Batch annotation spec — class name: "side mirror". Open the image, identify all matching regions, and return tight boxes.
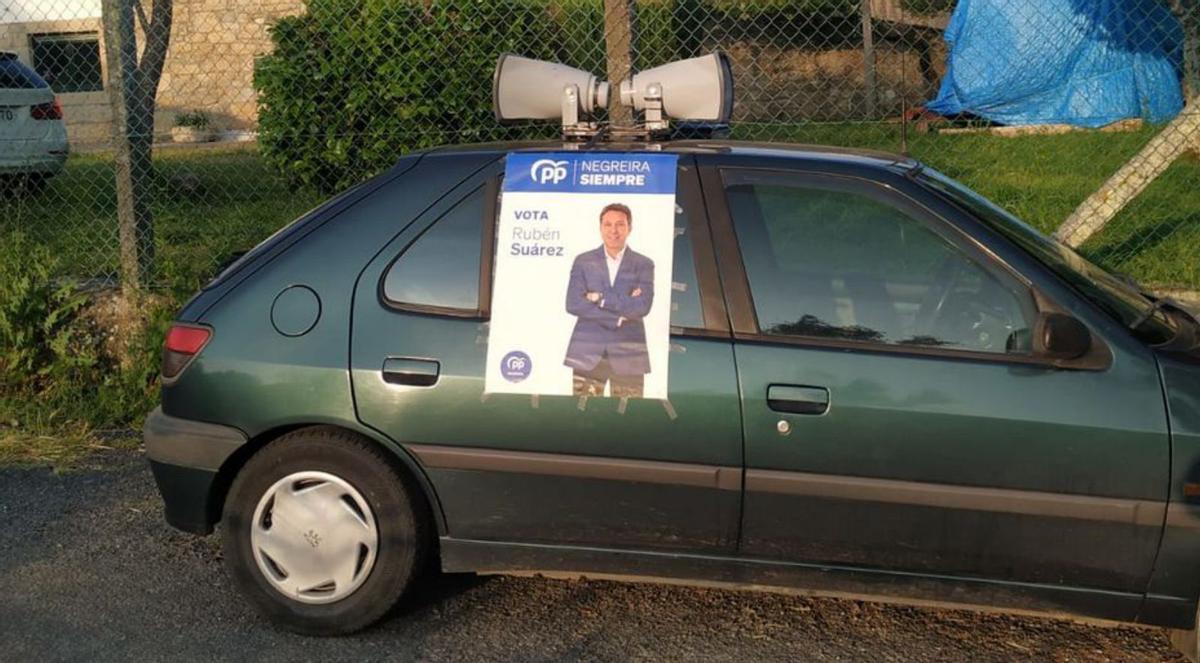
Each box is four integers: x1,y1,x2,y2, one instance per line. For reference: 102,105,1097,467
1034,312,1091,361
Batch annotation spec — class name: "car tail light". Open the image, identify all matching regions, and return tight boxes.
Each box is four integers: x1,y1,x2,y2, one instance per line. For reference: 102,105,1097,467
30,97,63,120
162,324,212,380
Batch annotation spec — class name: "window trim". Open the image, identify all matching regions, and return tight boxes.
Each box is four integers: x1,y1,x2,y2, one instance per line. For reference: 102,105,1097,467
378,183,490,319
702,165,1109,370
29,31,103,94
678,157,731,336
478,176,501,319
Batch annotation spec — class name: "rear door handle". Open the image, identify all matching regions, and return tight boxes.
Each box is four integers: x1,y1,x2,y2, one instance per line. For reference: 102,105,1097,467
767,385,830,415
382,358,440,387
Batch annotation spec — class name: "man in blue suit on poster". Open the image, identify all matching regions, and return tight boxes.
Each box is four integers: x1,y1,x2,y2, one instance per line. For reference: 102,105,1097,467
564,203,655,398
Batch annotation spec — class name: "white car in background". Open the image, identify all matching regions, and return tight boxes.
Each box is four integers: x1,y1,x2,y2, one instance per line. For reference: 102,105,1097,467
0,51,69,192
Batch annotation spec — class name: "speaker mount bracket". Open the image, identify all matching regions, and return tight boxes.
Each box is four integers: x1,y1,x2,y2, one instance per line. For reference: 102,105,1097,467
641,82,668,132
561,84,599,139
561,81,671,142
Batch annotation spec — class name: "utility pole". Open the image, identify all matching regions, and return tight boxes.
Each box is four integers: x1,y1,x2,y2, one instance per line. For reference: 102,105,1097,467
604,0,636,127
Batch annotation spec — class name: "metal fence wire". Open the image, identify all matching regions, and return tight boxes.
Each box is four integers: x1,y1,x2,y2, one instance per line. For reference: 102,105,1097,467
1,0,1198,295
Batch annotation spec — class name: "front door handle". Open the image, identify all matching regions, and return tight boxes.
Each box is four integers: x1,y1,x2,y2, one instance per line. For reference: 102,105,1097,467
767,384,830,415
382,358,440,387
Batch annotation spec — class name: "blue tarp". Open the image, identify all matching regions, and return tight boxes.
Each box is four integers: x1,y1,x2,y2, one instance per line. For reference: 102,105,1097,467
927,0,1185,127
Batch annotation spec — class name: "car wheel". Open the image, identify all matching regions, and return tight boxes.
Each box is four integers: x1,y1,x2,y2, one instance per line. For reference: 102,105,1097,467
222,427,428,635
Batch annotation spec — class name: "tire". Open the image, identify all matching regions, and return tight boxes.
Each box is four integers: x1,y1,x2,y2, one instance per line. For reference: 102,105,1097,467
222,427,428,635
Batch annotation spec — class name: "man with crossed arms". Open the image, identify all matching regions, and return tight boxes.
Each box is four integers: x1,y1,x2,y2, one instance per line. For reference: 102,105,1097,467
563,202,655,398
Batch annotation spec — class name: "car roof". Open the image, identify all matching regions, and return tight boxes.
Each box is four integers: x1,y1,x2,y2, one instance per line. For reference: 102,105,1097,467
426,139,920,174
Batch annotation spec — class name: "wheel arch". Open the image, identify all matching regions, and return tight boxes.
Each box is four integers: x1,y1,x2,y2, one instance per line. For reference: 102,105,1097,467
209,421,448,539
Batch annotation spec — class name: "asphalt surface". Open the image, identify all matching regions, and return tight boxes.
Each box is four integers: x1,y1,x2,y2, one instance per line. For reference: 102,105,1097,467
0,449,1187,662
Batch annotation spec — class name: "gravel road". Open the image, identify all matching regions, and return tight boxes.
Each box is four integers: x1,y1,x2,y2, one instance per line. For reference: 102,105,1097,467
0,449,1186,662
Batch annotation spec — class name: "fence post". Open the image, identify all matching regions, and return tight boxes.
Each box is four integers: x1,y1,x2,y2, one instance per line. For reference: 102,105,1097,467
1054,96,1200,248
862,0,877,119
1170,0,1198,101
604,0,636,127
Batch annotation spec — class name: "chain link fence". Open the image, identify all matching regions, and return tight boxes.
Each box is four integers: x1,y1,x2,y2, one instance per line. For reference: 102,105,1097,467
1,0,1198,295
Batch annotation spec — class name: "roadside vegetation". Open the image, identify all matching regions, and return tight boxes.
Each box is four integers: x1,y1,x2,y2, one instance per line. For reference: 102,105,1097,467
1,127,1196,466
0,145,322,467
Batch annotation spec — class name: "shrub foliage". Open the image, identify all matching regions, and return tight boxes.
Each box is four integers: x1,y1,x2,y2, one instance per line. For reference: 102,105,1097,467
255,0,561,193
0,233,169,445
254,0,888,192
0,235,93,388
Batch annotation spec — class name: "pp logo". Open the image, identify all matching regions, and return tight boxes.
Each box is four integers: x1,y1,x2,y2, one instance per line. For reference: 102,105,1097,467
500,351,532,383
530,159,568,185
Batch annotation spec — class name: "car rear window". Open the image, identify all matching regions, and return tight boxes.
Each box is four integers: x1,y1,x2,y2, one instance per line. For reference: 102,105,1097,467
0,55,49,90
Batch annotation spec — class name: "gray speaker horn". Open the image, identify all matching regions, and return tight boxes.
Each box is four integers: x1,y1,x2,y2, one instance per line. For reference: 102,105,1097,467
619,52,734,123
492,54,609,122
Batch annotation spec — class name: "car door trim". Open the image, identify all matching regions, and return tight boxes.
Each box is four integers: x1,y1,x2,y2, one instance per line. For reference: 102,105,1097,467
728,330,1109,370
746,469,1164,526
438,536,1157,626
408,444,742,492
678,157,731,334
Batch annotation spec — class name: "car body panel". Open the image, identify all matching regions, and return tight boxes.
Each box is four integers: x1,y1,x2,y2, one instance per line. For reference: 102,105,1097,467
350,158,745,552
0,57,68,174
175,152,429,322
1146,352,1200,621
0,88,68,173
440,538,1146,625
695,153,1170,604
165,151,499,427
148,140,1200,630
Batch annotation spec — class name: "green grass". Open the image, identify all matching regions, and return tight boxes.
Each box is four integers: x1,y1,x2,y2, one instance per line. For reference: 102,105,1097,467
0,144,322,468
4,128,1195,293
0,144,325,291
734,122,1200,289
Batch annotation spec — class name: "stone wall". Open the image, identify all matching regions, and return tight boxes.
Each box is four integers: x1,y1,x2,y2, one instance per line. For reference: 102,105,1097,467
0,17,111,148
157,0,303,136
0,0,302,150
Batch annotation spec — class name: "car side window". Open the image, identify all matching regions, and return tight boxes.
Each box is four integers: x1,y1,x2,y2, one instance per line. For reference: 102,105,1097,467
383,186,484,311
723,170,1034,355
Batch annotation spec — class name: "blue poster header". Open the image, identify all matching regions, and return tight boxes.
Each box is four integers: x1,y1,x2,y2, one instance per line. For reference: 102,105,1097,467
504,152,678,195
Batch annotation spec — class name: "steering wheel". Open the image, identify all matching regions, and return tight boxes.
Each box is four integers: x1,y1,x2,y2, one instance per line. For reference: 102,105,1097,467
914,255,968,339
916,257,1024,353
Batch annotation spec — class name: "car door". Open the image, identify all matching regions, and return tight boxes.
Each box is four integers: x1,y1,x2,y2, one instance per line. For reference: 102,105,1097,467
351,155,743,553
699,157,1169,600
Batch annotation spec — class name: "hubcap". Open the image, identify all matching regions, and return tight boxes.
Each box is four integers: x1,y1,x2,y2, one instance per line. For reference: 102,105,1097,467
250,471,379,604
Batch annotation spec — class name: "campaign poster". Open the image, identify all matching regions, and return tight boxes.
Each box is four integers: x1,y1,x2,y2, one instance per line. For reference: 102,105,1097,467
485,152,678,399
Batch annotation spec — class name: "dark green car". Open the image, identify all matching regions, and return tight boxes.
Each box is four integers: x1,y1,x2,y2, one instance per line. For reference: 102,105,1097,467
145,140,1200,644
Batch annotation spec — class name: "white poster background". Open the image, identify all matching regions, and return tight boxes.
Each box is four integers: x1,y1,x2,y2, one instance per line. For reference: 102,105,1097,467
485,190,675,398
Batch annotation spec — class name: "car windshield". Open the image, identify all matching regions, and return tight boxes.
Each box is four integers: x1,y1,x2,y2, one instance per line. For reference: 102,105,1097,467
916,167,1177,345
